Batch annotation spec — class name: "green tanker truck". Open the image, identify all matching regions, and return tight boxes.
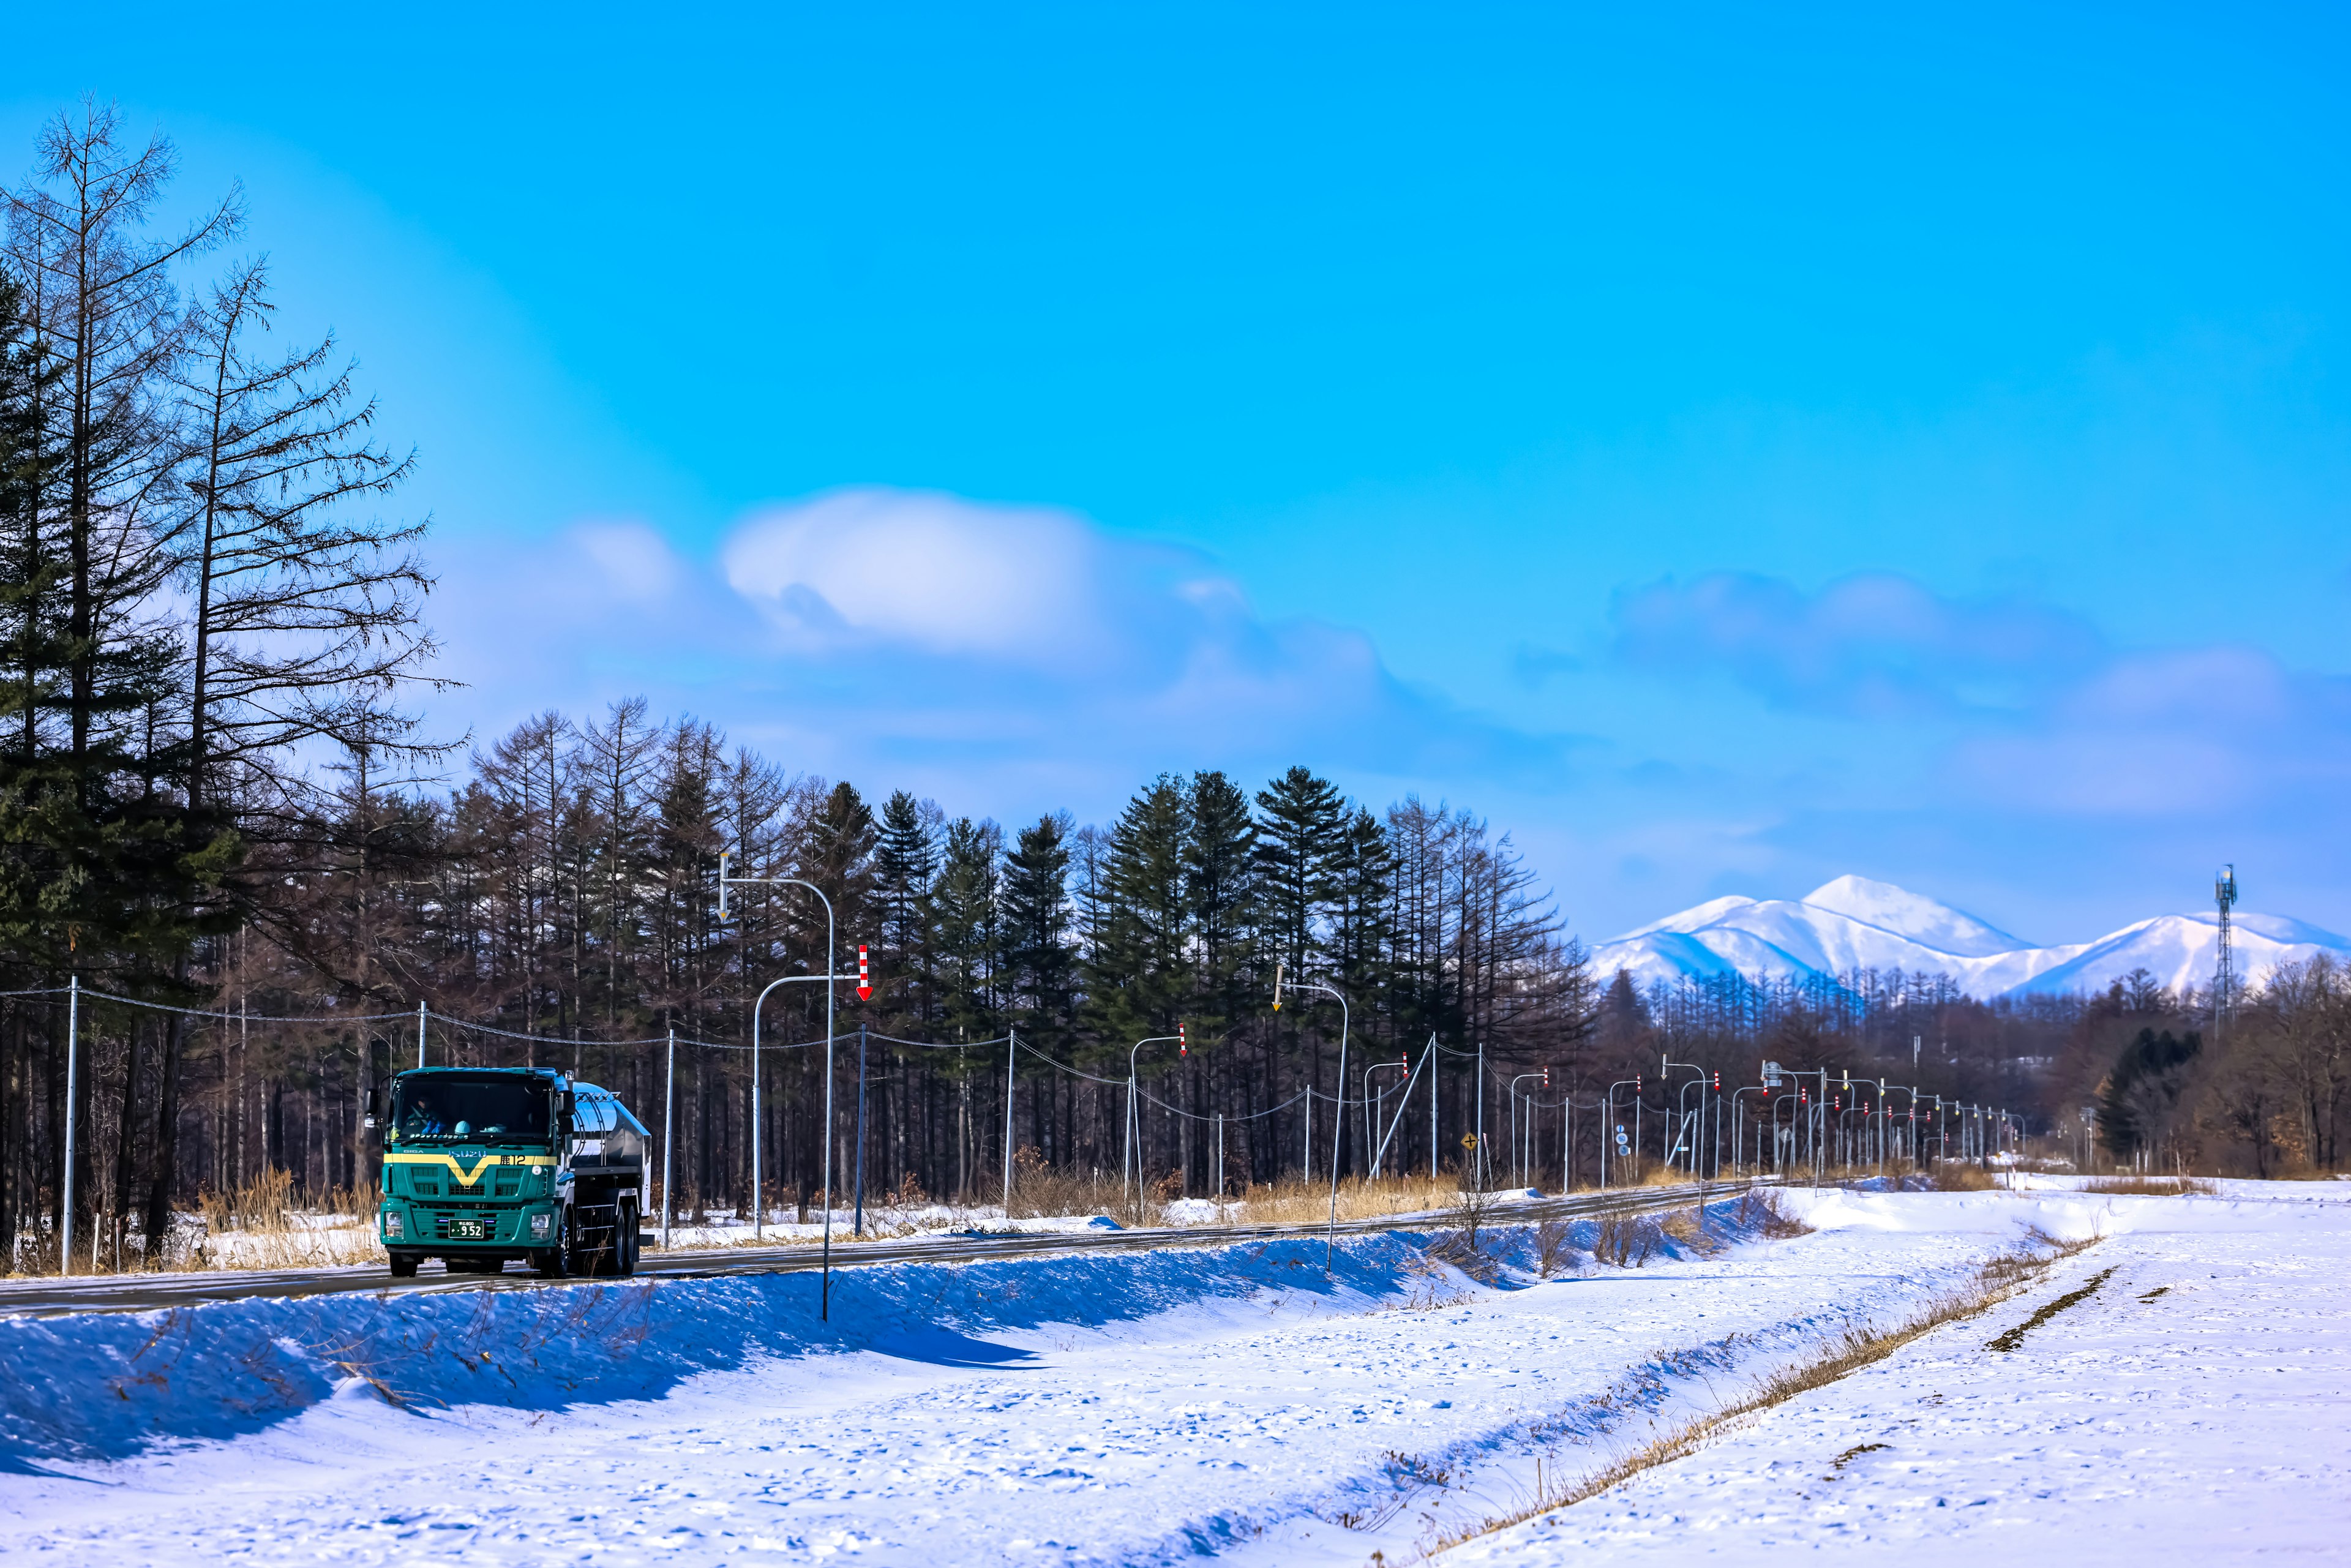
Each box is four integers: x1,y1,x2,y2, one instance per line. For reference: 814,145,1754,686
372,1067,649,1278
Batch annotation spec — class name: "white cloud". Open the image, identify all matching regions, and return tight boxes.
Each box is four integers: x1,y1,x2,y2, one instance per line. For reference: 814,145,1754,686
721,488,1105,664
427,489,1565,814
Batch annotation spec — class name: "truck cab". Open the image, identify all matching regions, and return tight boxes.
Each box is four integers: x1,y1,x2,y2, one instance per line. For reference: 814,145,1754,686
375,1067,648,1279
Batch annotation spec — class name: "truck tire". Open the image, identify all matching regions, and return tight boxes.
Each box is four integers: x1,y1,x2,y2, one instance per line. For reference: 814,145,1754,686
614,1201,639,1277
389,1252,420,1278
533,1212,576,1278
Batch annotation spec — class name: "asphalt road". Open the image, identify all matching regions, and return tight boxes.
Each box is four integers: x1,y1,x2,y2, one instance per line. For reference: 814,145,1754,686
0,1180,1764,1319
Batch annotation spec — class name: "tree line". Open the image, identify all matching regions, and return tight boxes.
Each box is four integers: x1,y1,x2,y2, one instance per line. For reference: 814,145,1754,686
0,101,437,1266
0,104,1596,1267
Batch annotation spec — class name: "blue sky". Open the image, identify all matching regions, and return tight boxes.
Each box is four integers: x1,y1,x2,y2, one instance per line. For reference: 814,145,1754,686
10,3,2351,942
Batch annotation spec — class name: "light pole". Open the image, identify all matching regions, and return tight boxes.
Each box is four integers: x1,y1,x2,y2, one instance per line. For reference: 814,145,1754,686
719,853,848,1319
1731,1083,1768,1177
661,1027,675,1250
1123,1033,1182,1209
1509,1073,1543,1187
1602,1077,1640,1190
1662,1057,1703,1176
1370,1047,1430,1182
58,976,78,1277
1885,1084,1918,1172
1365,1058,1408,1180
1273,961,1350,1272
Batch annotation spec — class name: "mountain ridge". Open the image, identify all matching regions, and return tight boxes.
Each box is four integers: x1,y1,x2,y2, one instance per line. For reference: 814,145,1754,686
1590,877,2350,1000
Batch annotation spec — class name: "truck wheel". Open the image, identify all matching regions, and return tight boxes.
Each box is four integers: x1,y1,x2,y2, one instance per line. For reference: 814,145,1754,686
533,1214,574,1278
389,1252,419,1278
614,1201,639,1277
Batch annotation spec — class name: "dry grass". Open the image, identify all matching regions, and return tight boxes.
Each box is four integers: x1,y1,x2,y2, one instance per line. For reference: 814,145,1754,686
1656,1208,1728,1258
185,1174,379,1271
1215,1171,1474,1228
1416,1227,2104,1560
1005,1147,1113,1220
196,1169,372,1235
1730,1186,1812,1238
2077,1174,2214,1196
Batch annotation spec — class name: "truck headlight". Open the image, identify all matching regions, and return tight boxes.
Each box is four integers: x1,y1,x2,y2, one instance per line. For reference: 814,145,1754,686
384,1210,404,1239
530,1212,552,1237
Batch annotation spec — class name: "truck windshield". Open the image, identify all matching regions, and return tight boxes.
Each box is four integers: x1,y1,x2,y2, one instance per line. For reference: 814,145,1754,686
392,1076,551,1144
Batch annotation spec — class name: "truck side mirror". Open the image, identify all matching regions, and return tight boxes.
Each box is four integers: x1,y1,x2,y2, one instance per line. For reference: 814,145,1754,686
557,1088,576,1130
364,1084,381,1128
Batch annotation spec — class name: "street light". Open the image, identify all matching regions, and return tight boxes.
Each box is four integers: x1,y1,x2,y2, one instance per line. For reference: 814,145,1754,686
1602,1076,1640,1189
719,852,850,1319
1273,961,1351,1272
1731,1082,1771,1176
1365,1058,1409,1180
1662,1057,1704,1177
1123,1033,1183,1208
1509,1073,1544,1187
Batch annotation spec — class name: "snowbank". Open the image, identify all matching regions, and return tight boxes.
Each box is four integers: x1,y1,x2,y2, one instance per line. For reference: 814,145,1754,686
0,1212,1747,1468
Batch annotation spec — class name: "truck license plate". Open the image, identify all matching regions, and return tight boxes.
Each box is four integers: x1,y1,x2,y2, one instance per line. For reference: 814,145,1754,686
449,1218,487,1239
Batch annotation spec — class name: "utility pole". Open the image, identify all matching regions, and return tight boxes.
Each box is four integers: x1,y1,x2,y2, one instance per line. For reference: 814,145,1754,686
661,1027,675,1250
853,1022,868,1237
2214,865,2238,1049
59,977,78,1277
1274,962,1352,1271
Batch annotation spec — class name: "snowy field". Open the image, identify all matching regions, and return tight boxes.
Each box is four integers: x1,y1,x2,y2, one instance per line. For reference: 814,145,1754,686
1,1181,2343,1564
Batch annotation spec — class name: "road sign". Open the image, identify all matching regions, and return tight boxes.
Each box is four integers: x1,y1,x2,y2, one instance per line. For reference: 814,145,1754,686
1460,1133,1478,1150
856,945,871,1002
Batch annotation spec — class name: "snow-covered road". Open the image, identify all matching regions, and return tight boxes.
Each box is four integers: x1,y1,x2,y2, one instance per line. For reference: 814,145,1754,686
3,1182,2342,1564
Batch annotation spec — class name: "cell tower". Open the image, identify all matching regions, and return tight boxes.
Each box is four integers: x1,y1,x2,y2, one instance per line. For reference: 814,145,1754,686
2213,864,2238,1040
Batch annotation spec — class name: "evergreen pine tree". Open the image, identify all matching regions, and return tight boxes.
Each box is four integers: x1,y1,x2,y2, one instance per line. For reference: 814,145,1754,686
1253,765,1343,977
1187,770,1256,1033
1090,775,1190,1040
1330,806,1397,1028
873,789,940,1025
934,816,1002,1041
1002,812,1075,1046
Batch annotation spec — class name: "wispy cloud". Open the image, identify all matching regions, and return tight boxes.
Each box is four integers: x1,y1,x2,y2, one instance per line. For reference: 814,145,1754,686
431,488,1569,812
1607,571,2105,719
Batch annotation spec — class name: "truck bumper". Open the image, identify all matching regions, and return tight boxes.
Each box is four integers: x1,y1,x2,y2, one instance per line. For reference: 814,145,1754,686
381,1201,557,1250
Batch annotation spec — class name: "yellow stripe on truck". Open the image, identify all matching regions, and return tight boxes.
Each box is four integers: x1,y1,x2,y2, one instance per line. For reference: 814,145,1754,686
384,1152,559,1186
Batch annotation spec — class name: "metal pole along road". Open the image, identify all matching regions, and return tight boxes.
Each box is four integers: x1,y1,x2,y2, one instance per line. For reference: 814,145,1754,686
59,977,78,1277
854,1022,868,1237
1475,1042,1485,1188
416,1000,426,1068
1273,970,1351,1272
717,861,841,1316
1123,1035,1180,1206
1602,1078,1638,1190
661,1027,675,1250
1370,1048,1429,1182
748,975,792,1244
1002,1027,1016,1210
1510,1074,1542,1186
1429,1033,1439,1180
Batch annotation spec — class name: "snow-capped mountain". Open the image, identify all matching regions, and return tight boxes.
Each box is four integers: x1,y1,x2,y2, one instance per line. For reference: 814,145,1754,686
1590,874,2351,1001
